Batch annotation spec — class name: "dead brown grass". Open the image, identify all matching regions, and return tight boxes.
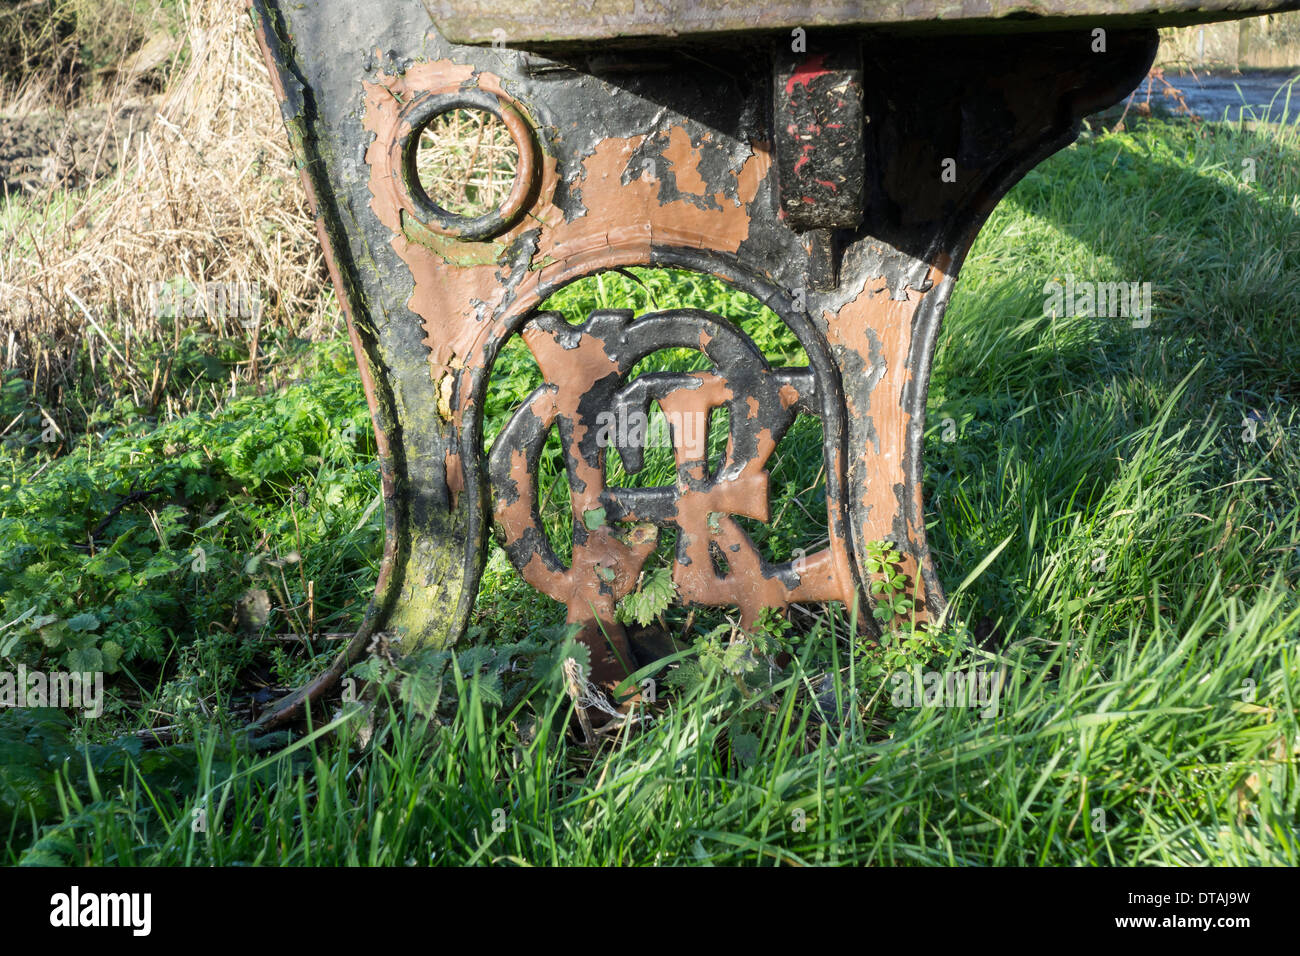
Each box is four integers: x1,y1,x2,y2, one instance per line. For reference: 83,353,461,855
3,0,182,111
0,0,330,406
415,106,518,218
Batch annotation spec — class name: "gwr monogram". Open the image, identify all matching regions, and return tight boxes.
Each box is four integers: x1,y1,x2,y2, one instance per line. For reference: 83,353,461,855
488,307,849,683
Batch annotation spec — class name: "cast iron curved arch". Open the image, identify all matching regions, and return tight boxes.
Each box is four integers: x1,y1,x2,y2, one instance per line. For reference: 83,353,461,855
246,0,1184,723
458,253,864,677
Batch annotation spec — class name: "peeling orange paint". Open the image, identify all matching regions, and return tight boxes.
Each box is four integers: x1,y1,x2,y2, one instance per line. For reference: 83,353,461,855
663,125,709,196
822,265,947,620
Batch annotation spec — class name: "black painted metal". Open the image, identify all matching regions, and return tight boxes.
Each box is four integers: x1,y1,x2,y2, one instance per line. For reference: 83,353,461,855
245,0,1225,720
773,38,865,232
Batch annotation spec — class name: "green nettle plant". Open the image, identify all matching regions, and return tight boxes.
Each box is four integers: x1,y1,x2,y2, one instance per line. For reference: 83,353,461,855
660,613,795,768
615,566,676,629
0,352,379,686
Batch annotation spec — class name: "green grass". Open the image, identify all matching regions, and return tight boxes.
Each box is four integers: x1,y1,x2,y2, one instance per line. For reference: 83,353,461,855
2,116,1299,865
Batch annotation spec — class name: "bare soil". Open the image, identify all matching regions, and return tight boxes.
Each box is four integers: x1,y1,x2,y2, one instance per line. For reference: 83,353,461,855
0,97,156,196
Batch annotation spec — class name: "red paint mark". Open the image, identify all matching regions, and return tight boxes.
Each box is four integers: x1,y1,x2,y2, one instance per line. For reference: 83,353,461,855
793,143,814,174
784,54,830,96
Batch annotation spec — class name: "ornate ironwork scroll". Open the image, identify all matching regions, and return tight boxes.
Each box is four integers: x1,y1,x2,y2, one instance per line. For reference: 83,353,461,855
488,307,849,680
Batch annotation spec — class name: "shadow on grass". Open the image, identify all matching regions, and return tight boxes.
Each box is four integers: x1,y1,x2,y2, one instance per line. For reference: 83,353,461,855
924,117,1300,635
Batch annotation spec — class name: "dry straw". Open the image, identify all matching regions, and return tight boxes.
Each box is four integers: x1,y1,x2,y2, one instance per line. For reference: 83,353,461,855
1,0,329,396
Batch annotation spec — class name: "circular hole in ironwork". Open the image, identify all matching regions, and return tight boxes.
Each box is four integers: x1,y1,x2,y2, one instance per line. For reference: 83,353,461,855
413,107,520,222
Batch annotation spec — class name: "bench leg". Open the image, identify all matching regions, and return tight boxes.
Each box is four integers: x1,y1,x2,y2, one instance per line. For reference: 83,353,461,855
251,0,1158,708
